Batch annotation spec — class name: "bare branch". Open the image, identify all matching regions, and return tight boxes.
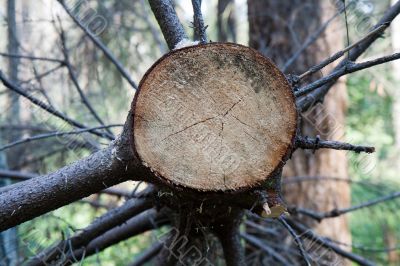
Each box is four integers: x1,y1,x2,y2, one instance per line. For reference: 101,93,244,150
29,191,155,266
295,52,400,97
0,113,143,232
148,0,188,49
0,71,113,140
297,24,388,80
58,20,115,138
0,52,64,64
289,191,400,221
278,216,311,266
57,0,138,90
0,124,122,152
296,136,375,153
298,0,400,111
241,232,290,265
285,219,376,266
282,6,344,72
128,241,163,266
60,209,168,265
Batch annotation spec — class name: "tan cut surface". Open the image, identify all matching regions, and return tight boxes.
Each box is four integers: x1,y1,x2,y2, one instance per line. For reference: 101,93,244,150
133,43,297,191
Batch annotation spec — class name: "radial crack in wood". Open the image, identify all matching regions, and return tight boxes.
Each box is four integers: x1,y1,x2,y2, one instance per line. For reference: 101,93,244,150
133,43,297,191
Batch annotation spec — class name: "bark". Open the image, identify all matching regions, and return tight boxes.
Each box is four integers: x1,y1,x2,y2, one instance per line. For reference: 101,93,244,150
248,0,352,261
148,0,188,49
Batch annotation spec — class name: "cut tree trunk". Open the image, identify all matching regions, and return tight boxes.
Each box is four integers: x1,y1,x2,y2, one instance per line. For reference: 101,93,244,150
132,43,297,191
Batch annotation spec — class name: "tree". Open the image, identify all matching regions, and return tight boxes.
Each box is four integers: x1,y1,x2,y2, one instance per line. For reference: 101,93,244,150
0,0,400,265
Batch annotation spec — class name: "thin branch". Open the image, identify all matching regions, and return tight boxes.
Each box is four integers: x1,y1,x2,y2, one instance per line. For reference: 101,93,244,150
289,191,400,221
58,19,115,138
57,0,138,90
192,0,207,43
0,124,122,152
298,0,400,111
296,136,375,153
241,232,290,265
128,241,163,266
297,24,387,80
282,6,344,72
29,191,155,266
0,52,64,63
295,52,400,97
278,216,311,266
285,219,376,266
59,209,168,266
0,71,113,140
0,114,141,232
148,0,189,49
0,169,36,180
18,63,64,85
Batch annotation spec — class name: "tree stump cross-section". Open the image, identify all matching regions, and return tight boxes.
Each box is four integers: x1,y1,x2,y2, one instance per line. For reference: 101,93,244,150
133,43,297,191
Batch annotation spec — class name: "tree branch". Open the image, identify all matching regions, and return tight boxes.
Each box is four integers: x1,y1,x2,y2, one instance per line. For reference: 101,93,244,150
0,113,147,232
278,216,311,266
295,52,400,97
285,219,376,266
128,241,163,266
289,191,400,221
298,0,400,111
0,124,122,152
0,71,113,140
29,191,155,265
296,136,375,153
57,0,138,90
61,209,168,265
148,0,188,49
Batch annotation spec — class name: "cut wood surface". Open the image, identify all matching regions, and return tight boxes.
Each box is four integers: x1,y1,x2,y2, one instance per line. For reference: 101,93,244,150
133,43,297,191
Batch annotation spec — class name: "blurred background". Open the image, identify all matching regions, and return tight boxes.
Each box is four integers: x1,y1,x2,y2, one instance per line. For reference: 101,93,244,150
0,0,399,265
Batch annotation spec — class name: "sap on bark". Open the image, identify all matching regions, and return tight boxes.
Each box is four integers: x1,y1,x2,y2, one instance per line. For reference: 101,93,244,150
132,43,298,193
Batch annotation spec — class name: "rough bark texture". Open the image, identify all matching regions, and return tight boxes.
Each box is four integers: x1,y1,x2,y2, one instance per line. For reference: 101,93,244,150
133,43,297,191
248,0,352,257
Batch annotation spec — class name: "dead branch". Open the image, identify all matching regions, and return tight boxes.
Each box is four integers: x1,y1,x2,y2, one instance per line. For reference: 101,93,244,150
296,136,375,153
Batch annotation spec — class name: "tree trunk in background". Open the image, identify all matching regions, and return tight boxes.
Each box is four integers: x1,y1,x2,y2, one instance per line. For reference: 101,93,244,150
217,0,236,42
248,0,351,261
0,0,20,264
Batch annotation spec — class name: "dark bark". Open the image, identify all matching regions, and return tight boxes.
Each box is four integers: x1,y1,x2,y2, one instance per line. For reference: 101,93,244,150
148,0,188,49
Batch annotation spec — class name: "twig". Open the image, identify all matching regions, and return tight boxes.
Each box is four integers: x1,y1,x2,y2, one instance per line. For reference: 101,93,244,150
284,219,376,266
28,192,155,266
0,124,122,152
0,71,113,140
297,24,387,80
0,52,64,63
241,232,290,265
278,216,311,266
296,136,375,153
148,0,188,49
295,52,400,97
128,241,163,266
58,19,115,138
57,0,138,90
289,191,400,221
298,1,400,111
192,0,207,43
282,6,344,72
